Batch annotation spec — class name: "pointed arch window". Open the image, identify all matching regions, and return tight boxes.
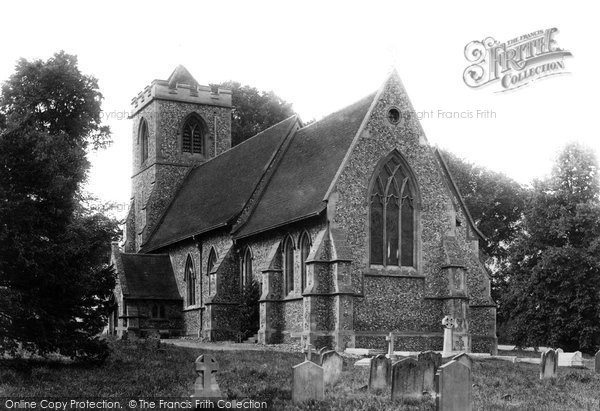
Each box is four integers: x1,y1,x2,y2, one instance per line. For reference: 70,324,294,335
369,153,416,267
182,115,204,154
241,246,253,289
299,232,311,292
207,248,217,296
185,255,196,306
283,236,294,295
139,118,149,163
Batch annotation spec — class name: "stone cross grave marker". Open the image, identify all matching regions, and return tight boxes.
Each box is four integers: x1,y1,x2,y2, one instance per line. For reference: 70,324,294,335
391,358,422,401
442,316,457,356
369,354,392,392
292,360,324,402
321,350,343,386
386,332,395,358
540,349,558,380
435,360,472,411
595,350,600,373
191,354,222,398
452,353,473,370
418,351,442,395
303,343,318,363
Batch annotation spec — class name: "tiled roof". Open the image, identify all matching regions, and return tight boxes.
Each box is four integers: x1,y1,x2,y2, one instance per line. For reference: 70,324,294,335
233,93,376,238
141,115,299,252
120,253,181,300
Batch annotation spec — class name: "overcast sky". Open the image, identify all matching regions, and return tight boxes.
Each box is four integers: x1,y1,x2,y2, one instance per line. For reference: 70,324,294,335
0,0,597,215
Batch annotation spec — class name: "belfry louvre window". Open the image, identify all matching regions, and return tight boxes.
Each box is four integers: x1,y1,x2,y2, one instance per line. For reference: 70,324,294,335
369,153,416,267
182,116,204,154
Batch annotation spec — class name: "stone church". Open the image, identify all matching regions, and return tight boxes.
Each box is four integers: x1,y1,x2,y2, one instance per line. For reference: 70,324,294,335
107,65,497,353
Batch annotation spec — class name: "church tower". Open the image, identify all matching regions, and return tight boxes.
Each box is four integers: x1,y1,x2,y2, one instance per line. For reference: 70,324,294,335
124,66,232,252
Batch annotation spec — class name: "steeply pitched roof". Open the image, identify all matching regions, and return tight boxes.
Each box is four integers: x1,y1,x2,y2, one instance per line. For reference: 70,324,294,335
120,253,181,300
141,115,299,252
167,65,199,88
233,93,376,239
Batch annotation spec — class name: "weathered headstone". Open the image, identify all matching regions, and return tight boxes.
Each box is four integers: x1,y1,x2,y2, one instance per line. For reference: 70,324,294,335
292,361,324,402
318,346,328,360
147,330,161,349
557,351,584,367
418,351,442,394
386,332,395,358
595,350,600,373
435,360,472,411
321,350,343,386
452,353,473,370
540,349,557,380
369,354,392,392
556,348,564,354
442,316,457,356
391,358,422,401
191,354,222,398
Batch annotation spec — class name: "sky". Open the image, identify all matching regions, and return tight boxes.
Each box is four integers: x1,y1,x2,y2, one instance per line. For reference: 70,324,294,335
0,0,597,217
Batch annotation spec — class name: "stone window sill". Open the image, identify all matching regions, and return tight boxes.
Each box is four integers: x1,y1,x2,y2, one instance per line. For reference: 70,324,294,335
364,266,424,278
183,305,204,312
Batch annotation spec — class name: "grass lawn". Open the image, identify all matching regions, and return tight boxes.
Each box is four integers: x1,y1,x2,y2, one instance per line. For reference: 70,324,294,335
1,341,599,410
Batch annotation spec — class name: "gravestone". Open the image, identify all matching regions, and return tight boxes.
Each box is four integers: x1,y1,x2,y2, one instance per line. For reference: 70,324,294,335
321,350,343,386
540,349,557,380
386,332,395,358
557,351,584,367
418,351,442,394
147,330,161,349
369,354,392,392
435,360,472,411
191,354,222,398
556,348,564,354
595,350,600,373
318,346,328,360
391,358,422,401
292,360,324,402
442,316,457,356
452,353,473,370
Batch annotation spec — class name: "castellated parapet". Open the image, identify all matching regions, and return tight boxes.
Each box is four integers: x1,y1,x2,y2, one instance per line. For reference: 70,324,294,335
123,66,232,252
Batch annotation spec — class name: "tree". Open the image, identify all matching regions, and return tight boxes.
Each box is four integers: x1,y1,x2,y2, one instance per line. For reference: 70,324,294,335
0,52,118,361
502,143,600,352
441,150,527,302
211,81,294,146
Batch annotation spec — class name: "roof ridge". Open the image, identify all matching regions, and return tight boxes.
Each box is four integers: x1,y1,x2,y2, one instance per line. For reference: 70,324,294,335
297,92,377,132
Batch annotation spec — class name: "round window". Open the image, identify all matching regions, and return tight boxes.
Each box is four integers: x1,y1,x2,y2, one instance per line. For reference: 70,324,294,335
387,108,401,125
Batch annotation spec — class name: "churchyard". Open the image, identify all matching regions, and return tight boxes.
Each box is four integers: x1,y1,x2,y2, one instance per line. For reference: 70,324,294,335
1,340,600,410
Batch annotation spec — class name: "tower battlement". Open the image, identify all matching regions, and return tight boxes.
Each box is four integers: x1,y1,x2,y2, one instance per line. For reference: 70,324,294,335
131,80,232,116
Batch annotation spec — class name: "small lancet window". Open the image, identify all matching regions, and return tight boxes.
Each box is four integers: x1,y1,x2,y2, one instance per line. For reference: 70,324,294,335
283,236,294,295
185,255,196,306
299,232,311,292
241,246,253,289
139,118,149,162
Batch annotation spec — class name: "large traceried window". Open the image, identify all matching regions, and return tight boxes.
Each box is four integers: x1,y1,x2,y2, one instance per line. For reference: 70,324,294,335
241,246,253,289
283,236,294,295
299,232,311,292
182,115,204,154
139,118,149,163
185,255,196,306
369,152,416,268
